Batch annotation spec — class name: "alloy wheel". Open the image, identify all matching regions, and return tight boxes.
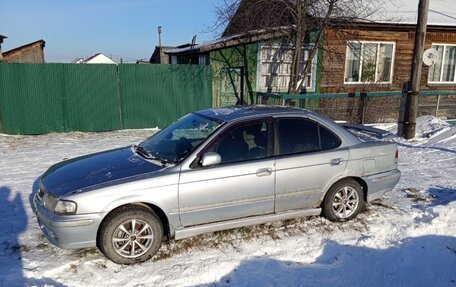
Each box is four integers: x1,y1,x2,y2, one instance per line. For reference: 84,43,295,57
112,219,155,258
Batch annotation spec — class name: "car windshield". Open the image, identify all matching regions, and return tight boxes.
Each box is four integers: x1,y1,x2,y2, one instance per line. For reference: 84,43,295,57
139,113,224,164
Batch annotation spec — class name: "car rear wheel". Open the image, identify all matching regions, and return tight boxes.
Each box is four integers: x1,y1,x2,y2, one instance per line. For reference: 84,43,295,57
98,205,163,264
322,179,364,222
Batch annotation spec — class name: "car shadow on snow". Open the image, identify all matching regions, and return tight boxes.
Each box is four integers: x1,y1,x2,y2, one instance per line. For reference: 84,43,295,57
411,186,456,224
0,185,68,287
0,185,28,287
194,235,456,287
397,142,456,154
427,186,456,207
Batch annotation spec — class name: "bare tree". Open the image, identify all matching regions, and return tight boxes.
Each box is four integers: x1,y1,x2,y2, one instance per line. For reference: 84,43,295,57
215,0,382,94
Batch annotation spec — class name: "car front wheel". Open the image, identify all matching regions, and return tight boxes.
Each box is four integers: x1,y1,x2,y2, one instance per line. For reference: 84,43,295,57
322,179,364,222
98,205,163,264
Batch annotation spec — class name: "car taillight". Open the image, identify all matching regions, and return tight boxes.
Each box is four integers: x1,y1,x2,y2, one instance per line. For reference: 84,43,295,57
395,150,399,164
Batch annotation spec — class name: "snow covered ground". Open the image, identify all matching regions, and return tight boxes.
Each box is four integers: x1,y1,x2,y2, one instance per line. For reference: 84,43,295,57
0,116,455,287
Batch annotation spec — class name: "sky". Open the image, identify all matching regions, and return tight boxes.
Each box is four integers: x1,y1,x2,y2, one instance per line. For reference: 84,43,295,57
0,0,225,63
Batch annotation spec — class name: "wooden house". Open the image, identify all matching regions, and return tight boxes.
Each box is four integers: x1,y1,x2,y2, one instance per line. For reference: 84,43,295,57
2,39,46,63
166,0,456,119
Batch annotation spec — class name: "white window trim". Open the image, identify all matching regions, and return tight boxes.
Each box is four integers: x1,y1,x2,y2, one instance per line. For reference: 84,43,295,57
199,54,209,65
428,43,456,84
256,43,317,92
344,41,396,85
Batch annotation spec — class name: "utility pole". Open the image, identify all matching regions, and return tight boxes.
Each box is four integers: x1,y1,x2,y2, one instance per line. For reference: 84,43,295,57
158,26,162,48
403,0,430,139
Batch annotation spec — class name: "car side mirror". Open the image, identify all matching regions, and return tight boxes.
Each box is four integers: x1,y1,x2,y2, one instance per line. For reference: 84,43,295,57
201,152,221,167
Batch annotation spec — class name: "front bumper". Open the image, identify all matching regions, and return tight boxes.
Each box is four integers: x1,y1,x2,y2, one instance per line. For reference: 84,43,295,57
32,193,106,249
364,169,401,202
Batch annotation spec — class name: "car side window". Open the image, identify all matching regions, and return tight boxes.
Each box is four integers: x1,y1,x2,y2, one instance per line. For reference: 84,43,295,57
319,124,341,150
277,118,320,155
277,118,342,156
208,121,269,164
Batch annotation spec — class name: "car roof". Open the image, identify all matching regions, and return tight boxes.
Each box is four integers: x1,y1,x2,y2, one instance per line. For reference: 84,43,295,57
195,105,313,122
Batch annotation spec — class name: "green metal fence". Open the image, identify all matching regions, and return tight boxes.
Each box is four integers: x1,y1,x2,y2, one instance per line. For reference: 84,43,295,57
257,91,456,123
0,63,212,134
119,64,212,129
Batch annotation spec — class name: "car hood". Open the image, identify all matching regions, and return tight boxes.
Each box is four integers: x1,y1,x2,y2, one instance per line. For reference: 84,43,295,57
41,146,165,197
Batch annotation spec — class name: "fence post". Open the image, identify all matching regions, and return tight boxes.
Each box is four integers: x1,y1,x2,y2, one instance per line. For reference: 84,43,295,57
360,93,367,124
60,64,69,132
435,94,440,117
116,64,123,129
398,82,410,137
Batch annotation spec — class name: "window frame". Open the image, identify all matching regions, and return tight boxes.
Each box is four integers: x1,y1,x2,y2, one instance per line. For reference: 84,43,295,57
344,41,396,85
257,43,317,92
196,117,274,167
428,43,456,84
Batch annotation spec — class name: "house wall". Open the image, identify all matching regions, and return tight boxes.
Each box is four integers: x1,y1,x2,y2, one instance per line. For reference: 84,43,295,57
210,44,258,106
320,28,456,93
314,27,456,121
3,42,45,63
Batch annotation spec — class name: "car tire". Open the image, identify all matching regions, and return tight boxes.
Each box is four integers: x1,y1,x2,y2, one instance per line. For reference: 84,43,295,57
322,179,364,222
98,205,163,264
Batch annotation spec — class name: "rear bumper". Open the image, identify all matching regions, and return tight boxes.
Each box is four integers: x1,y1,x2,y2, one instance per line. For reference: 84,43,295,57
32,194,105,249
363,169,401,202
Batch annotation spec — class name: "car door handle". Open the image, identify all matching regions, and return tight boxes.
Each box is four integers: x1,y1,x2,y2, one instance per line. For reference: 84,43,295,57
330,158,343,166
256,168,272,177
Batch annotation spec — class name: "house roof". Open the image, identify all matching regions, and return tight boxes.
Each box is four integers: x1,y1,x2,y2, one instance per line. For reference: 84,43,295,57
2,39,45,56
224,0,456,36
170,0,456,56
166,28,288,55
72,58,84,63
368,0,456,26
223,0,294,36
149,45,188,60
83,53,116,64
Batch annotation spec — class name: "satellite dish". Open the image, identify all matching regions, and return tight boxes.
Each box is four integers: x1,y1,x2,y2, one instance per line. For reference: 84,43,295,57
423,48,441,66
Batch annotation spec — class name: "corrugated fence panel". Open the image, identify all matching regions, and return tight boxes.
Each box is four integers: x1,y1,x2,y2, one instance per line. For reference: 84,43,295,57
0,63,212,134
120,64,212,129
0,63,64,134
63,64,120,131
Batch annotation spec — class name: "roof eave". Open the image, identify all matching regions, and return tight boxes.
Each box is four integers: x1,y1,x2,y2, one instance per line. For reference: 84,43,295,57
166,29,290,55
3,39,45,56
331,21,456,32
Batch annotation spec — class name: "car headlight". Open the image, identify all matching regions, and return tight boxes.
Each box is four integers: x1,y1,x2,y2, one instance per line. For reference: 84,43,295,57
54,200,77,215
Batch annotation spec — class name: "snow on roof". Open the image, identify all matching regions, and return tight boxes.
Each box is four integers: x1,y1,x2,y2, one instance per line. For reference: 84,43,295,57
370,0,456,26
169,0,455,55
82,53,116,64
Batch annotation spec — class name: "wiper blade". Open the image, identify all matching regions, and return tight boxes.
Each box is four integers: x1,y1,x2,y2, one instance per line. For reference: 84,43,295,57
133,145,151,158
133,145,173,166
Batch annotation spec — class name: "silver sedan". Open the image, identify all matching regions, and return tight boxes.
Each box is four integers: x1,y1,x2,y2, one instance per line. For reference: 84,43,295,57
33,106,400,264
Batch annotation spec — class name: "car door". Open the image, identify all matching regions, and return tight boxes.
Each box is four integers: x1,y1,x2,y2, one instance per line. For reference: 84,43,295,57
274,117,349,212
178,119,275,227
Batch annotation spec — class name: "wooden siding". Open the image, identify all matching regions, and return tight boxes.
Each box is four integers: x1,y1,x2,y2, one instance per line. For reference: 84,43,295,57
3,41,45,63
320,28,456,93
